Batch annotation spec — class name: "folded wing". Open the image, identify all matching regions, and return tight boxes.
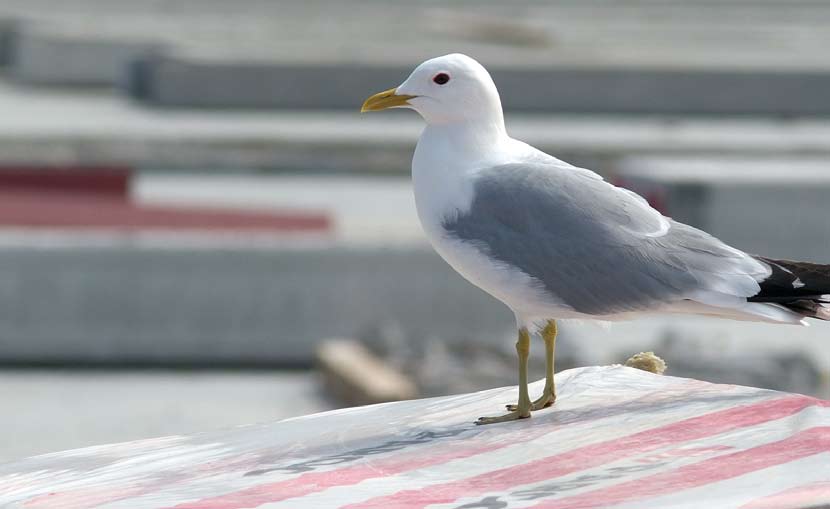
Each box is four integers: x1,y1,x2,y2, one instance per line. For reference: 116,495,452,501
443,163,792,320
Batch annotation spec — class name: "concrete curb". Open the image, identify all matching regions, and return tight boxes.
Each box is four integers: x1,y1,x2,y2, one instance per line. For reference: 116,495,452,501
128,56,830,115
9,24,165,87
0,245,511,366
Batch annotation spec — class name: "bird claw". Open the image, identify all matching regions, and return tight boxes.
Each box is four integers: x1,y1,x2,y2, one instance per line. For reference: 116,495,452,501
475,409,531,425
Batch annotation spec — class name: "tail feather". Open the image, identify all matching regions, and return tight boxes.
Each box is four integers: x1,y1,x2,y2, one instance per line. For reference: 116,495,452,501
749,256,830,321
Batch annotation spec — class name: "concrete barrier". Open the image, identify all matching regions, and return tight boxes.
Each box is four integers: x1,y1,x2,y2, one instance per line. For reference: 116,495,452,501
614,156,830,264
127,58,410,109
10,26,165,87
0,19,18,67
128,56,830,115
0,244,512,366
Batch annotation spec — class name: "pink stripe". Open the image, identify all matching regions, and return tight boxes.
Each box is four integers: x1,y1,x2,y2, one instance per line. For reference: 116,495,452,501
170,379,707,509
741,480,830,509
346,396,826,509
24,487,145,509
170,442,501,509
535,427,830,509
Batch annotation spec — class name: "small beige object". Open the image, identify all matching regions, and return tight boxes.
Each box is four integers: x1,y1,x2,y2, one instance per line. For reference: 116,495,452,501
316,338,418,406
625,351,667,375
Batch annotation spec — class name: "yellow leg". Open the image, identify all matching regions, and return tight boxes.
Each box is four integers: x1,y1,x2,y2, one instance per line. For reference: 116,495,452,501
476,327,532,425
507,320,557,411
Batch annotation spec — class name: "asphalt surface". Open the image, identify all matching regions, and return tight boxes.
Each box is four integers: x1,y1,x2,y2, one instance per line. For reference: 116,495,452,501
0,370,333,463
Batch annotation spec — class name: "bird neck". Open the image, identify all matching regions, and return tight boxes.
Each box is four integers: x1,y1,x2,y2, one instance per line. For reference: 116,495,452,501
418,117,509,166
411,117,511,237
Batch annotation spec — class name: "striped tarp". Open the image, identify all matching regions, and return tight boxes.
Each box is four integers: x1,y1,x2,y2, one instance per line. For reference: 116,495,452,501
1,366,828,509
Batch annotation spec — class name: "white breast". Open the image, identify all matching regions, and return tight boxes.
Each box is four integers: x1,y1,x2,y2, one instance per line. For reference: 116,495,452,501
411,128,572,320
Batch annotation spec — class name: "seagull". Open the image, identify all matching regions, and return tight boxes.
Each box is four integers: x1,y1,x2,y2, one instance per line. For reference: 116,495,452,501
361,53,830,425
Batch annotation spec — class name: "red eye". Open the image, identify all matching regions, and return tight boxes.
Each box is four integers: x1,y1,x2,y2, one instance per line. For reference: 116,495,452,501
433,73,450,85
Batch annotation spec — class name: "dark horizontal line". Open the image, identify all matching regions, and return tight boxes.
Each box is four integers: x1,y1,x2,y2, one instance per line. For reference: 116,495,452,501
0,359,314,371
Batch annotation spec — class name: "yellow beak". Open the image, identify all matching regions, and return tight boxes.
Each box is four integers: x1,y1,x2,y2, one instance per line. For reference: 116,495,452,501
361,88,417,112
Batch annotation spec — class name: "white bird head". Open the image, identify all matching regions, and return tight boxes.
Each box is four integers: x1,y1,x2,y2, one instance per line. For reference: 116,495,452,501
361,53,504,126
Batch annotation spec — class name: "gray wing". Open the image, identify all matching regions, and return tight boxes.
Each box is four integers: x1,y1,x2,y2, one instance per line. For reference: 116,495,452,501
442,163,769,315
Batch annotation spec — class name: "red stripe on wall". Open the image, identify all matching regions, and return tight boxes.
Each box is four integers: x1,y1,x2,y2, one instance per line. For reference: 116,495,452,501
0,191,329,232
0,167,130,197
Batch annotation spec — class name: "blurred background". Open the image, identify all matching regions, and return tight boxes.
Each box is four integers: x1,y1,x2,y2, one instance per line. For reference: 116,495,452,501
1,0,830,462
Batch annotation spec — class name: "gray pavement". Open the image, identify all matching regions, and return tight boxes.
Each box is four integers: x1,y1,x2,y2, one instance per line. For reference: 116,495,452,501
0,2,828,169
2,0,830,70
1,76,830,170
0,369,332,463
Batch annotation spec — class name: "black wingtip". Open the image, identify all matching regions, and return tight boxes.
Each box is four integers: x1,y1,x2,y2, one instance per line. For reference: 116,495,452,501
751,256,830,321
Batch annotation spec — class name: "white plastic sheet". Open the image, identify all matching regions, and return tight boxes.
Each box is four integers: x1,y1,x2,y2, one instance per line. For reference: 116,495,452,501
1,366,829,508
